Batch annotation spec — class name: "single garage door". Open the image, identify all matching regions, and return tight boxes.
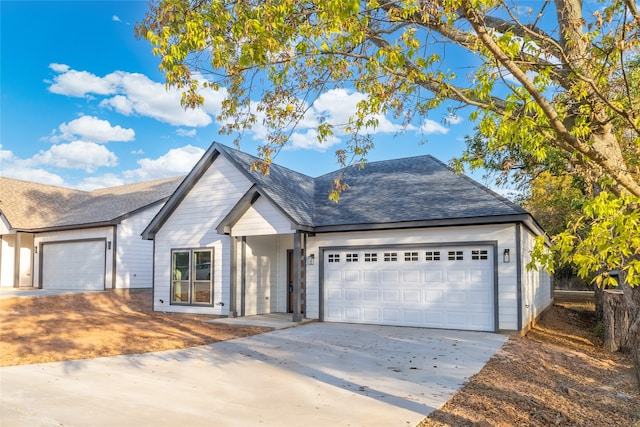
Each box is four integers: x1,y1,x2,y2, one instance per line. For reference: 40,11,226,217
324,245,495,331
42,240,106,290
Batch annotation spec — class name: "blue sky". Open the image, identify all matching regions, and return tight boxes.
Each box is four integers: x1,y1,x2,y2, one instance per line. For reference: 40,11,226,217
1,0,479,191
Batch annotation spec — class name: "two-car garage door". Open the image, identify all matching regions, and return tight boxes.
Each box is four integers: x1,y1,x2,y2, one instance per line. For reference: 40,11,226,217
42,240,106,290
323,245,495,331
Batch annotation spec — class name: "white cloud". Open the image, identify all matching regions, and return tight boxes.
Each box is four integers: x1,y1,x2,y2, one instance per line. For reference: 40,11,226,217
77,173,126,191
48,65,116,97
123,145,204,181
99,95,134,115
420,119,449,135
288,129,341,151
49,63,70,73
32,141,118,172
52,116,135,143
176,128,197,137
48,65,215,127
130,149,144,155
112,15,121,22
0,143,117,185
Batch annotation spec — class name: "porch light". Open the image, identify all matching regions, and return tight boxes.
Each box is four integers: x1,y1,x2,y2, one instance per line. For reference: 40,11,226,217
307,254,315,265
503,249,510,263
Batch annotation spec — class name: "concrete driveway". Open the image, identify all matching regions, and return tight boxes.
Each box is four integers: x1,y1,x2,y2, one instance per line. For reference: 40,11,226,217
0,323,507,427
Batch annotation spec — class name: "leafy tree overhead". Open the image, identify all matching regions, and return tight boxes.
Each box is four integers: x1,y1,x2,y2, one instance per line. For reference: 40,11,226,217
138,1,640,374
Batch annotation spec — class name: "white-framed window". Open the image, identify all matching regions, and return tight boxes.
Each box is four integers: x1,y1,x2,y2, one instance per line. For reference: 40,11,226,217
448,250,464,261
364,253,378,262
328,253,340,263
472,249,489,260
171,248,213,305
425,251,441,261
404,251,419,261
346,253,358,262
383,252,398,262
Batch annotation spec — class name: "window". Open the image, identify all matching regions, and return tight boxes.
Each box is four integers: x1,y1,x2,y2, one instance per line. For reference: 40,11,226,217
404,251,418,261
171,249,213,305
364,253,378,262
472,250,489,260
383,252,398,262
328,253,340,263
448,250,464,261
346,253,358,262
425,251,441,261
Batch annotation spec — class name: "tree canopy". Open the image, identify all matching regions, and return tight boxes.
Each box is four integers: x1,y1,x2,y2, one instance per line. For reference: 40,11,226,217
137,0,640,286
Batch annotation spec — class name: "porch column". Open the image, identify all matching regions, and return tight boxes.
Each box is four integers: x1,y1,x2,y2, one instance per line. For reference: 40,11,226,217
13,232,21,288
292,231,306,322
228,236,238,318
240,236,247,317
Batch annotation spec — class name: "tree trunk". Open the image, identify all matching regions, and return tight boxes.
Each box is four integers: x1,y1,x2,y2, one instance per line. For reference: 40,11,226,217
602,272,640,392
594,285,604,321
602,290,630,352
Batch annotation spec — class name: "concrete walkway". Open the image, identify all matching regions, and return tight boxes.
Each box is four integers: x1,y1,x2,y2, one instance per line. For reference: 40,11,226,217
0,323,508,427
0,287,104,299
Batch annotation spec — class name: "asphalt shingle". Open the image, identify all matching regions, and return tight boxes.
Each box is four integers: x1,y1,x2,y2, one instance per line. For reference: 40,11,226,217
0,176,183,231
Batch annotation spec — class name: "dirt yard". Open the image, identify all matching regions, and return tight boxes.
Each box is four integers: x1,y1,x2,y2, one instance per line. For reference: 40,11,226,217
0,290,269,366
1,290,638,426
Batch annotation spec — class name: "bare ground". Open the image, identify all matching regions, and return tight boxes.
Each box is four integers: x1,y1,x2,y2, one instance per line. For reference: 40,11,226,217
1,290,638,426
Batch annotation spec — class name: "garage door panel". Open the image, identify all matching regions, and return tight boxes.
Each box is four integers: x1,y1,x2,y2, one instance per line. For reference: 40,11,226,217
382,270,399,282
403,310,422,323
382,289,400,302
403,290,421,303
324,245,495,331
402,270,420,282
363,289,379,301
344,307,361,321
382,308,400,322
344,289,360,301
42,241,105,290
363,307,379,321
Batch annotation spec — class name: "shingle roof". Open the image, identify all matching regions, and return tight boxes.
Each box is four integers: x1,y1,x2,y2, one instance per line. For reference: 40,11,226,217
0,176,183,231
313,155,527,227
217,143,527,228
217,144,316,226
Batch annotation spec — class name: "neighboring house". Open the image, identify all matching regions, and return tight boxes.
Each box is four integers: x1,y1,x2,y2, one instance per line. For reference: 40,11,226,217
143,142,552,333
0,176,183,290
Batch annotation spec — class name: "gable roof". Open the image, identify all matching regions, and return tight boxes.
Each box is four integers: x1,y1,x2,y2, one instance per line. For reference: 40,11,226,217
144,141,539,239
0,176,183,232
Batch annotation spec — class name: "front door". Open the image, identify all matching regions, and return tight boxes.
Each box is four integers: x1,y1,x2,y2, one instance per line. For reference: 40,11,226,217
287,250,305,314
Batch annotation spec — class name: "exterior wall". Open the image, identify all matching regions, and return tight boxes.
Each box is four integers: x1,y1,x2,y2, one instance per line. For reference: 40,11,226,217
306,223,519,330
115,205,163,289
0,215,11,234
33,227,115,289
232,197,293,237
1,235,15,287
0,233,34,287
153,155,252,314
520,226,553,330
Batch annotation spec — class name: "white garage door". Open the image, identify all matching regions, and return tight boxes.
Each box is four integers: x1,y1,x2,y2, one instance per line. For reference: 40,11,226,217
323,246,495,331
42,241,106,290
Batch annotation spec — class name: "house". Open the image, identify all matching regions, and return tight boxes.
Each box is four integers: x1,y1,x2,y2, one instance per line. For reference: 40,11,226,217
143,142,552,333
0,176,182,290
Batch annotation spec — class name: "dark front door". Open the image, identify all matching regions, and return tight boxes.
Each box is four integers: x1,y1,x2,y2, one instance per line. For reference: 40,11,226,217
287,250,305,314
